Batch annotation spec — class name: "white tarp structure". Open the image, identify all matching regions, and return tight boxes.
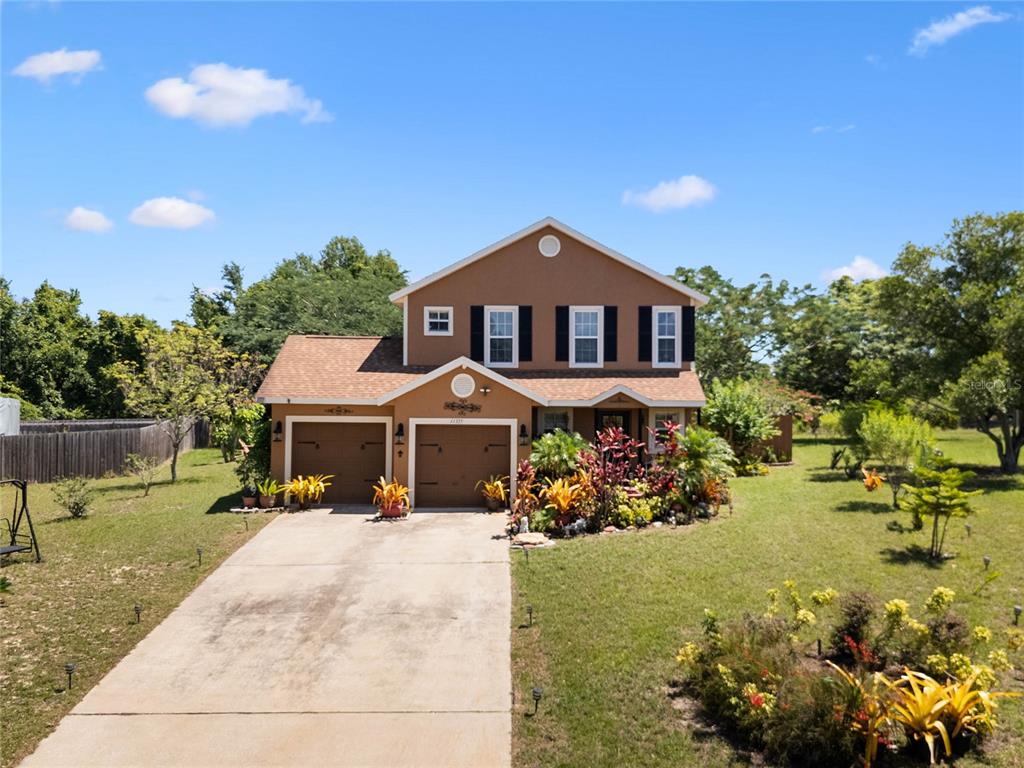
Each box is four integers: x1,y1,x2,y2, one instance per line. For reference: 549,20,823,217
0,398,21,436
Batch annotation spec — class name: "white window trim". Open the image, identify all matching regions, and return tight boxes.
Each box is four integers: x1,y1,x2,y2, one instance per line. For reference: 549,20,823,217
484,305,518,368
569,305,603,369
423,306,453,336
538,406,573,434
647,408,683,454
652,305,682,369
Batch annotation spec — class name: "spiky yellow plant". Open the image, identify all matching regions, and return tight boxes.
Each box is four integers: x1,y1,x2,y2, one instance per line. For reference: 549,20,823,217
372,476,411,512
942,673,1020,739
475,475,509,503
541,476,582,515
285,474,334,508
887,669,951,765
827,662,890,768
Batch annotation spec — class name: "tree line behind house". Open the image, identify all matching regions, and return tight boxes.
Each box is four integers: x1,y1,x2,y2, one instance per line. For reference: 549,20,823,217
1,213,1021,476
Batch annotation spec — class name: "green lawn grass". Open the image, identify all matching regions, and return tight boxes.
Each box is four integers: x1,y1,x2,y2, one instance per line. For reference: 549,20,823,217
511,430,1024,768
0,449,275,768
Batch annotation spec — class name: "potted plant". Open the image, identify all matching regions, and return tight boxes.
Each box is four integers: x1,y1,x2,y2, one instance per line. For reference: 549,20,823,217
372,476,411,518
242,485,258,509
284,474,334,510
475,475,509,512
257,478,282,509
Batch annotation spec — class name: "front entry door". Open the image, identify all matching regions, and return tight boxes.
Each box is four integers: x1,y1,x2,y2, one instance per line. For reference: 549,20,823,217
595,410,631,435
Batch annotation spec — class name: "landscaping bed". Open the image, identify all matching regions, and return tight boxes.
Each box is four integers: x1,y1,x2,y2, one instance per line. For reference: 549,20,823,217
511,431,1024,768
0,449,275,768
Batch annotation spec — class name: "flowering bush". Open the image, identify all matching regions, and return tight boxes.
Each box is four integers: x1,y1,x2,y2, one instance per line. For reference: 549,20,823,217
674,583,1021,766
648,424,735,519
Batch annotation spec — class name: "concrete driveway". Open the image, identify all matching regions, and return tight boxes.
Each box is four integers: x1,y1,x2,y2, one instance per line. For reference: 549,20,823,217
22,510,511,768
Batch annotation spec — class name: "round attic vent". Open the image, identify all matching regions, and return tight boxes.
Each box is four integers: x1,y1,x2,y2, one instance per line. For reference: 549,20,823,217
538,234,561,258
451,373,476,399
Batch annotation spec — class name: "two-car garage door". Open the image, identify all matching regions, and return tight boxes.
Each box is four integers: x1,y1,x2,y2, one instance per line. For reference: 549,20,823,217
290,422,386,505
415,424,511,507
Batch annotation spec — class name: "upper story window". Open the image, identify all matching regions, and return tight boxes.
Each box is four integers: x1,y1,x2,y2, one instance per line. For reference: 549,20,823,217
652,306,681,368
570,306,603,368
485,306,517,367
424,306,453,336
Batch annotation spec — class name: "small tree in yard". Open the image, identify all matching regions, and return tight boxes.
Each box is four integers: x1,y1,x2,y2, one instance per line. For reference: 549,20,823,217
944,352,1023,475
858,409,935,508
703,377,779,472
109,325,253,483
900,467,982,560
52,476,94,518
124,453,159,496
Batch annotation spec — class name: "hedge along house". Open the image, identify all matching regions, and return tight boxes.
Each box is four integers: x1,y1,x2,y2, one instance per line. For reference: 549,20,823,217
256,218,708,507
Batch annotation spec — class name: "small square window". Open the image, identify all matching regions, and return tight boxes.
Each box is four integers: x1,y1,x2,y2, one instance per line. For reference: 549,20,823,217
541,409,571,433
424,307,452,336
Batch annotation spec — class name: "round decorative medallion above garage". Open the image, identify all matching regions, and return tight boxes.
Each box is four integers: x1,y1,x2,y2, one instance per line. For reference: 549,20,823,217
451,373,476,398
538,234,561,258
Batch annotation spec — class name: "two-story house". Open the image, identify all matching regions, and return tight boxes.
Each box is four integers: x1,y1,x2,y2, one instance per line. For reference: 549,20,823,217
255,217,708,507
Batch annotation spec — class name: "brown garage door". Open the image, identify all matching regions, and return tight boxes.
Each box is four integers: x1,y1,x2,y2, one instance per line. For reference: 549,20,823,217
415,424,511,507
291,421,386,504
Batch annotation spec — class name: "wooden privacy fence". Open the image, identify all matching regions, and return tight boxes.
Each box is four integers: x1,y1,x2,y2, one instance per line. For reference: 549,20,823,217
0,419,210,483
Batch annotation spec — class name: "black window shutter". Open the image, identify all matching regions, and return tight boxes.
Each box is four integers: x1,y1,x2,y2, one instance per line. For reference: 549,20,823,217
519,306,533,362
470,305,484,362
681,305,696,362
638,306,652,362
604,306,617,362
555,306,569,361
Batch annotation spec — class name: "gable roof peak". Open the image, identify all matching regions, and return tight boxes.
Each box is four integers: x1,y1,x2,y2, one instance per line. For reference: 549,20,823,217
388,217,708,306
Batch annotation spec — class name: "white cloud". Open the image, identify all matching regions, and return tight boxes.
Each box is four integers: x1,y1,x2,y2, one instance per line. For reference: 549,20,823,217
622,175,717,213
129,197,215,229
824,255,888,283
144,63,332,127
12,48,101,84
865,53,884,67
909,5,1010,56
837,124,856,133
812,125,830,134
65,206,113,233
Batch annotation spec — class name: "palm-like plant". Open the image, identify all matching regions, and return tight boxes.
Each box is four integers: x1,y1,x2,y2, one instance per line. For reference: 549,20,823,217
530,429,589,477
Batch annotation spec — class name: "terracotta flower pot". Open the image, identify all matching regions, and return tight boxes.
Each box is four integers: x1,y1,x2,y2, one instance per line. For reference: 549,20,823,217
242,496,256,509
379,503,405,518
259,495,276,509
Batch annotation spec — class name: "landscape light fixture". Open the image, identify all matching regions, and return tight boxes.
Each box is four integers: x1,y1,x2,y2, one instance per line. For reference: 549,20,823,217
395,423,405,446
983,554,992,570
531,687,543,715
519,424,529,446
965,523,972,537
197,546,204,566
527,605,534,626
273,421,283,442
134,603,142,624
1015,605,1022,626
64,663,76,690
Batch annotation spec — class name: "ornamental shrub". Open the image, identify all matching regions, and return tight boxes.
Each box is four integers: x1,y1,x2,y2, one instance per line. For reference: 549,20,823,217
529,429,588,478
703,378,779,470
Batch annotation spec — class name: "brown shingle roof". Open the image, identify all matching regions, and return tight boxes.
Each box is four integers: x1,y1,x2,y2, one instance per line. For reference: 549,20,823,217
256,335,705,405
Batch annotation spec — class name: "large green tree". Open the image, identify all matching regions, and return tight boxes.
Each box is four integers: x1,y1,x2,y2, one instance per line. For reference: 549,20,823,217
195,236,407,362
672,266,804,382
1,280,96,418
877,212,1023,472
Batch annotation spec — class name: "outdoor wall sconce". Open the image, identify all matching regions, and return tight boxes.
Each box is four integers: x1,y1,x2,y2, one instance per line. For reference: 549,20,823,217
519,424,529,446
479,385,492,396
273,421,283,442
395,423,405,446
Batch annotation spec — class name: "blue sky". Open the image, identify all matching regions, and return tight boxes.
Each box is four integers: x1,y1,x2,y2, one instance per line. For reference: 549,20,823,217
3,1,1022,326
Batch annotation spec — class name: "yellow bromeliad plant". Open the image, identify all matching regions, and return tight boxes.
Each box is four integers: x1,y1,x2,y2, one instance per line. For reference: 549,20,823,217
372,476,411,516
475,475,509,507
827,662,891,768
285,474,334,509
942,673,1020,740
541,476,582,517
887,669,951,765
